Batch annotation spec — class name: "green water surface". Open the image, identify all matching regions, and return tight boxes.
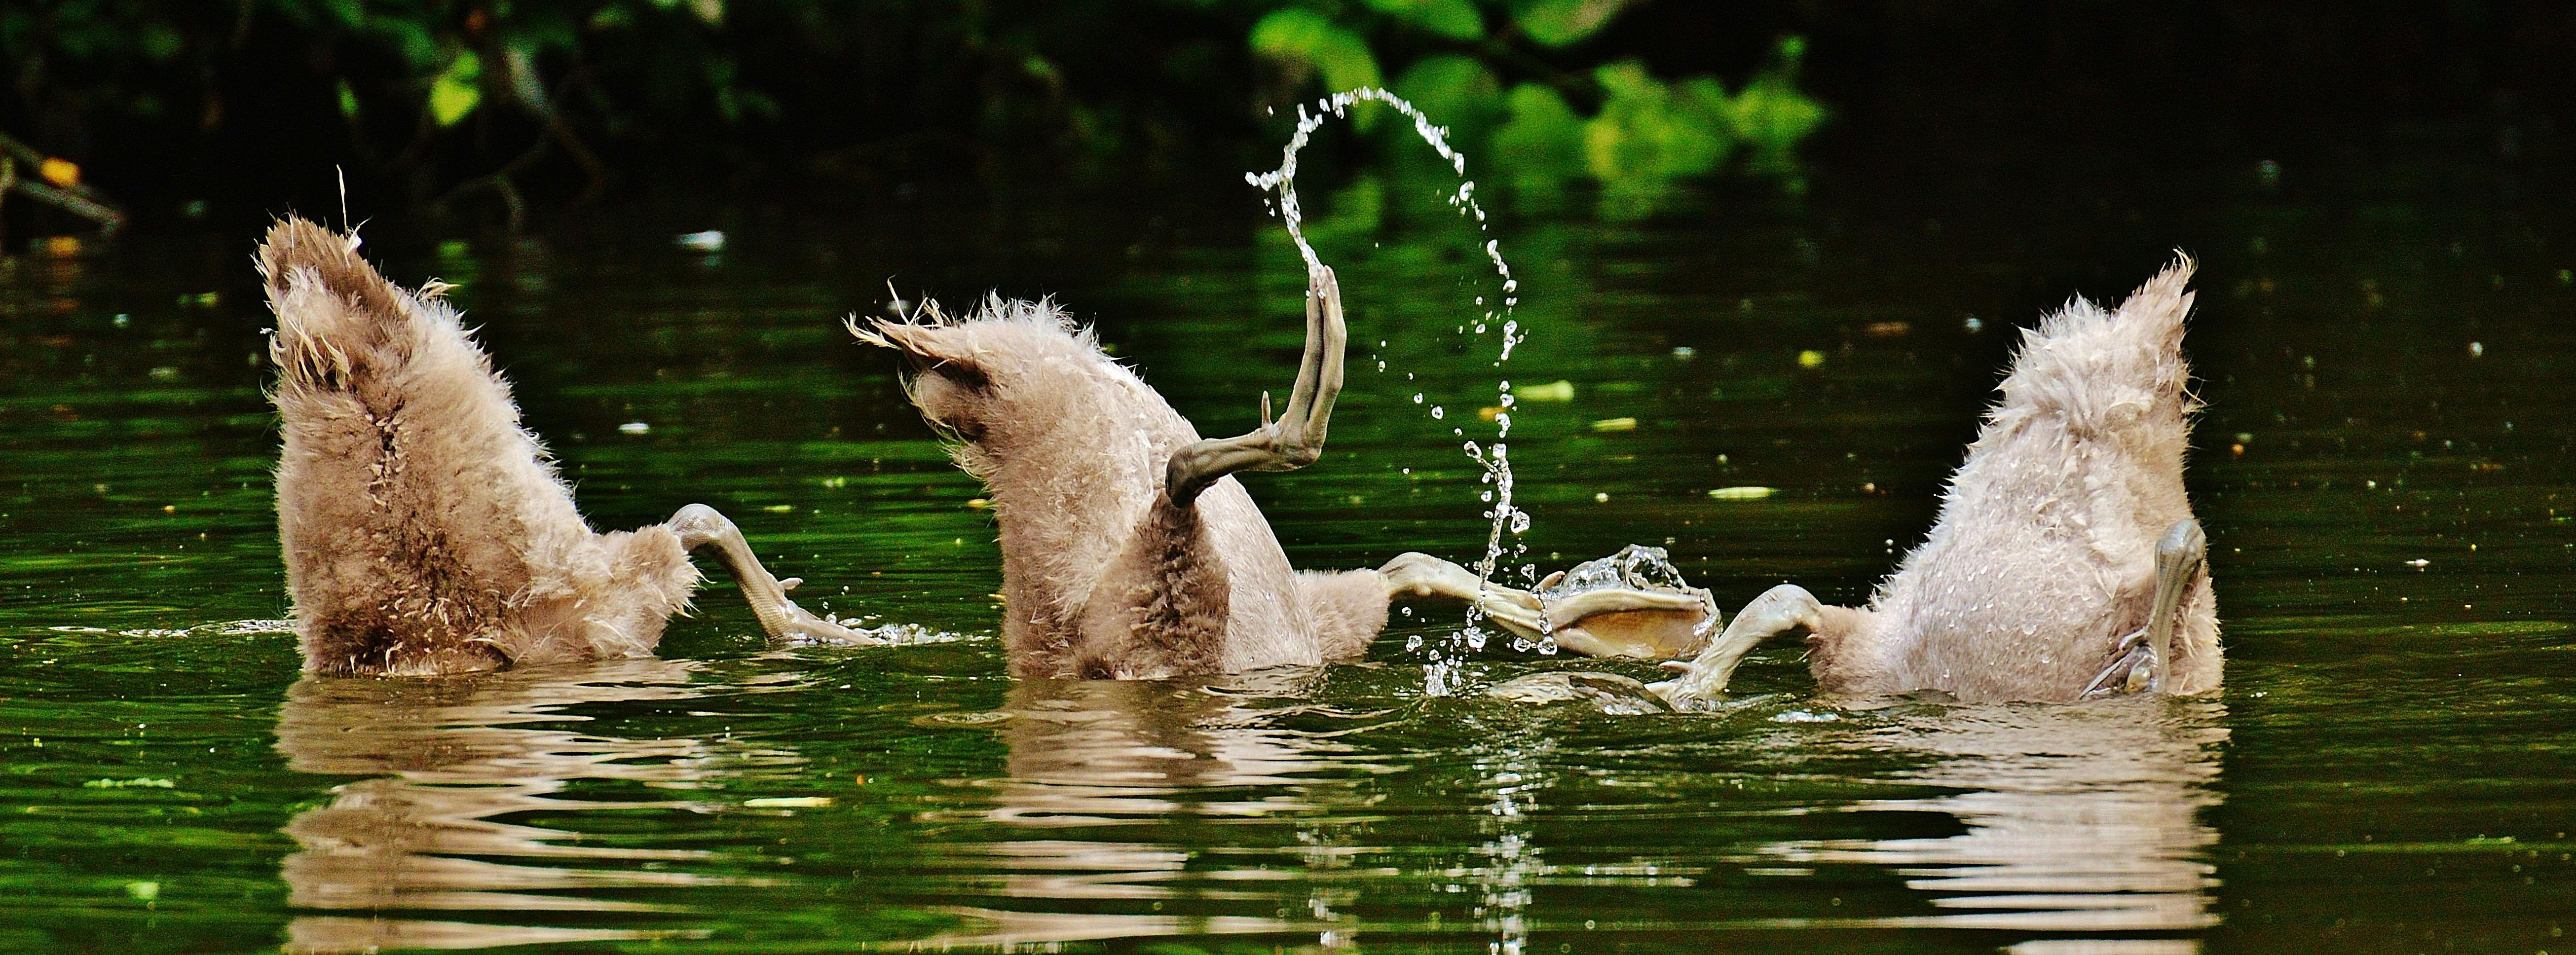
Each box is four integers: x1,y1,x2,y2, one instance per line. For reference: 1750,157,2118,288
3,153,2574,954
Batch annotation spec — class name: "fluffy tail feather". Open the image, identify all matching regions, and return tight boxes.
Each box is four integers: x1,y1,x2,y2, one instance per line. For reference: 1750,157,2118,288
1993,255,2197,438
260,217,451,397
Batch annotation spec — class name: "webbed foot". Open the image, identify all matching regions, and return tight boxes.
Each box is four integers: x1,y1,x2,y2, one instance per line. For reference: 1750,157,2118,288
1647,584,1822,710
1164,265,1345,506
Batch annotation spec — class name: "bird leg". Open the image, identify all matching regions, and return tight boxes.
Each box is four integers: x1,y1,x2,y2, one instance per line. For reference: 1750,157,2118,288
1163,265,1345,507
1379,551,1547,639
1647,584,1823,709
2084,517,2207,698
666,504,879,644
2139,517,2207,693
2082,627,2153,699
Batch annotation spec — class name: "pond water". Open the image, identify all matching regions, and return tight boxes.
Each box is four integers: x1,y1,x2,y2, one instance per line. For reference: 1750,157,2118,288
4,141,2574,955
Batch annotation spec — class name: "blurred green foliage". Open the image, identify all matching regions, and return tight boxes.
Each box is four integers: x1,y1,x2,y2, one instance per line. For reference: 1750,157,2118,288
0,0,1821,220
1240,0,1824,217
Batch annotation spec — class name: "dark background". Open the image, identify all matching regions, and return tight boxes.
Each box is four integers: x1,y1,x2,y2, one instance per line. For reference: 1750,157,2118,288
4,1,2571,234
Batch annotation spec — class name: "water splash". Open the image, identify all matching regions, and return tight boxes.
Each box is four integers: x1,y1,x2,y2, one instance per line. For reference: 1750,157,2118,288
1533,545,1721,649
1536,544,1697,603
1246,88,1529,697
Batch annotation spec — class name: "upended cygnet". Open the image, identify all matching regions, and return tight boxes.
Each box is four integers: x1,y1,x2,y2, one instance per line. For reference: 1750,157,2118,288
1654,257,2220,706
262,217,868,675
858,266,1515,679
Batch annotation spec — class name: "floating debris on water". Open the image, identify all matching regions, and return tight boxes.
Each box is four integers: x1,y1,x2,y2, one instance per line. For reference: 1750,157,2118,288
744,797,832,808
2407,558,2430,568
85,777,175,789
1591,417,1637,432
675,230,727,252
1518,380,1575,401
216,619,297,635
912,709,1016,728
1796,349,1827,368
618,421,651,435
1708,486,1776,500
2468,341,2485,358
1771,710,1839,723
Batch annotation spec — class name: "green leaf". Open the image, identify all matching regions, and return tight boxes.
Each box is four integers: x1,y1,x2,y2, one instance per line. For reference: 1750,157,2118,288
1363,0,1483,41
1250,8,1383,128
1583,60,1730,181
1721,75,1826,163
1251,8,1382,93
1486,82,1583,194
364,17,440,70
335,79,359,118
428,50,483,126
137,21,182,61
1773,34,1808,73
322,0,366,28
1391,54,1501,136
1512,0,1628,47
1579,61,1735,219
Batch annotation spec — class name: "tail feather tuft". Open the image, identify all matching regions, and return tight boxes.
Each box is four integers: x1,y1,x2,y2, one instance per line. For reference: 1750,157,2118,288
1993,255,2198,437
260,216,414,392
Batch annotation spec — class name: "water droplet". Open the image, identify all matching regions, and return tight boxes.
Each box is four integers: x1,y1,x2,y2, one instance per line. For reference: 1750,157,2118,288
1244,87,1529,698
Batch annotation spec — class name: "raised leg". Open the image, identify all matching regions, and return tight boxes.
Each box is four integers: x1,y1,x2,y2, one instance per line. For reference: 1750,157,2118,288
1163,265,1346,506
1379,551,1546,640
1647,584,1823,709
667,504,879,644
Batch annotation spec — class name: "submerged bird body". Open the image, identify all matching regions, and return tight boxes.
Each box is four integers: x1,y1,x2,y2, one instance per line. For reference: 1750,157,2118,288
1658,258,2219,705
860,290,1392,679
263,218,860,676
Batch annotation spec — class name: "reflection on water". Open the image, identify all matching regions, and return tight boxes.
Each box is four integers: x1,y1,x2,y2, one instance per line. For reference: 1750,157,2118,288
271,659,798,953
1776,696,2226,948
920,672,1395,948
907,675,2229,952
8,130,2576,951
1460,720,1552,955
